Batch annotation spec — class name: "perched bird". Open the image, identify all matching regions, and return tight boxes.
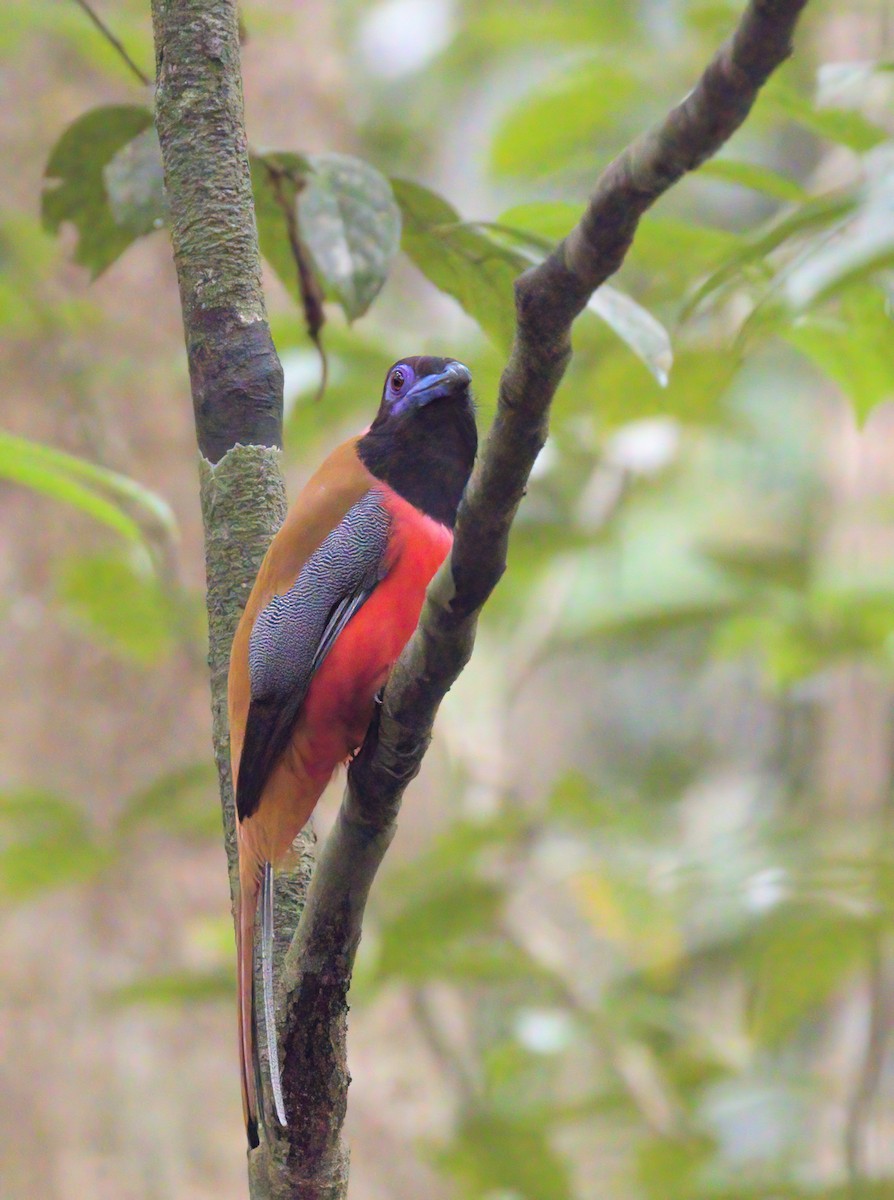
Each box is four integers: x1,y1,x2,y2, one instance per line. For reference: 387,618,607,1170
228,356,476,1147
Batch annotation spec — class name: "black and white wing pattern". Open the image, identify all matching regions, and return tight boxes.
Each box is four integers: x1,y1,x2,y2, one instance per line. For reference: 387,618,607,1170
236,489,391,821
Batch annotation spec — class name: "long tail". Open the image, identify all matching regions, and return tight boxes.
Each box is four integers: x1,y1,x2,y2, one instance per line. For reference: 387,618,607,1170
237,866,261,1149
261,860,287,1128
237,858,287,1149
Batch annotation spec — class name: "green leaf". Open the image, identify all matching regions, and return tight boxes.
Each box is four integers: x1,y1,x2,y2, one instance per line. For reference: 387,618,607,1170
783,287,894,424
0,2,152,83
56,551,176,665
701,528,812,593
0,792,90,842
386,814,525,903
498,201,583,242
551,511,739,640
748,905,869,1045
42,105,158,275
428,939,550,984
253,151,401,322
781,173,894,310
547,771,654,836
0,431,176,550
0,792,108,900
589,284,672,387
35,438,177,536
1,433,142,547
468,5,635,51
586,345,736,429
392,178,524,349
684,191,857,316
105,968,233,1007
400,197,670,383
770,85,888,152
376,879,504,983
116,762,219,839
625,217,740,284
637,1133,715,1200
698,158,807,203
299,152,401,320
490,60,639,178
0,213,90,337
434,1111,574,1200
280,323,400,442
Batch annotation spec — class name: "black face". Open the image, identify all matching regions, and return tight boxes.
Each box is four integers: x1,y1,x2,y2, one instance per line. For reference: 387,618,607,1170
357,356,477,528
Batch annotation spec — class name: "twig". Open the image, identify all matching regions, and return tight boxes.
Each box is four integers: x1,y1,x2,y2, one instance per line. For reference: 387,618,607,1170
409,987,480,1106
845,932,888,1190
844,766,894,1190
265,160,329,400
277,0,812,1185
496,917,686,1138
72,0,151,87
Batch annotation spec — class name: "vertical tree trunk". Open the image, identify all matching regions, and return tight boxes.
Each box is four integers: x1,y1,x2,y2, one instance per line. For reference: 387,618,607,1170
149,3,322,1194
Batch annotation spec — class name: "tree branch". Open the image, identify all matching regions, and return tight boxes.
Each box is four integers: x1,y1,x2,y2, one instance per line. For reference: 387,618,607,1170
72,0,151,86
263,160,329,397
275,0,811,1189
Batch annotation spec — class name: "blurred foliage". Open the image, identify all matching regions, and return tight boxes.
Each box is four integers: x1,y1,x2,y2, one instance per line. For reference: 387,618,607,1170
41,105,160,276
1,429,173,557
6,0,894,1197
0,762,219,903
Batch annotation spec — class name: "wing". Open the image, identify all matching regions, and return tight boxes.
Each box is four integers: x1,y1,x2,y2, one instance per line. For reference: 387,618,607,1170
235,489,391,821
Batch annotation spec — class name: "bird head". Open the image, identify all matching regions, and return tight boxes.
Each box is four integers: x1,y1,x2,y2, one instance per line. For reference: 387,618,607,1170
358,356,477,527
379,356,473,416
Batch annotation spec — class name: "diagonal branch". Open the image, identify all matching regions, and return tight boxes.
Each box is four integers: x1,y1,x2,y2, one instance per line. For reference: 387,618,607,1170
275,0,811,1190
72,0,151,86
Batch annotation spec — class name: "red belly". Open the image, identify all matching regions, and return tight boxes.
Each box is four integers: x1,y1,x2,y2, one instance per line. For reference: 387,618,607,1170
238,484,453,873
266,487,446,806
288,486,452,790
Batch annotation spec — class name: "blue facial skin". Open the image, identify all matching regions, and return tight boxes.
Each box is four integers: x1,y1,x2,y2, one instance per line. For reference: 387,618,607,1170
387,361,472,415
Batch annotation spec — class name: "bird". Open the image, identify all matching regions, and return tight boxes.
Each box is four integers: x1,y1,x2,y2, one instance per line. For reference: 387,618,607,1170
227,355,476,1148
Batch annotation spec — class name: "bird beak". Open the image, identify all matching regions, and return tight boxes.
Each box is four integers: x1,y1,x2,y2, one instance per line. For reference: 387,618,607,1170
405,361,472,407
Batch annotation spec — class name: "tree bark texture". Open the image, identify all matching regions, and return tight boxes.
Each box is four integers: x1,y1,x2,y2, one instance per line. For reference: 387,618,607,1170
151,0,282,462
149,3,322,1195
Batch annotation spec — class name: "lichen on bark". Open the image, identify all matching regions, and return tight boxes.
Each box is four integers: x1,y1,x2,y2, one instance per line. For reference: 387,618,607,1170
151,0,282,462
198,444,288,892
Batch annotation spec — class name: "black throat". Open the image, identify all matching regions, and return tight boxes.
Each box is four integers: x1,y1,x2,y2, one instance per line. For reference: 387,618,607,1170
357,398,477,528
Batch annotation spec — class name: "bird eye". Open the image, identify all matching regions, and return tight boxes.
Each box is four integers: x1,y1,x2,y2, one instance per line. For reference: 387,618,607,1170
391,368,405,391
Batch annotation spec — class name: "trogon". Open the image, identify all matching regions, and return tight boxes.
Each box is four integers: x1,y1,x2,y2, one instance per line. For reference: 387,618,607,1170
227,356,476,1147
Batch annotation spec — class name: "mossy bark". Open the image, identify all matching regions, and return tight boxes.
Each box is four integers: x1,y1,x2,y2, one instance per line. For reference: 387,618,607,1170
198,446,288,893
150,4,334,1196
151,0,282,462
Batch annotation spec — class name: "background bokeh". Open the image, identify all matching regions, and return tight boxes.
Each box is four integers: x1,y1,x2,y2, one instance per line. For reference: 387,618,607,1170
4,1,894,1197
